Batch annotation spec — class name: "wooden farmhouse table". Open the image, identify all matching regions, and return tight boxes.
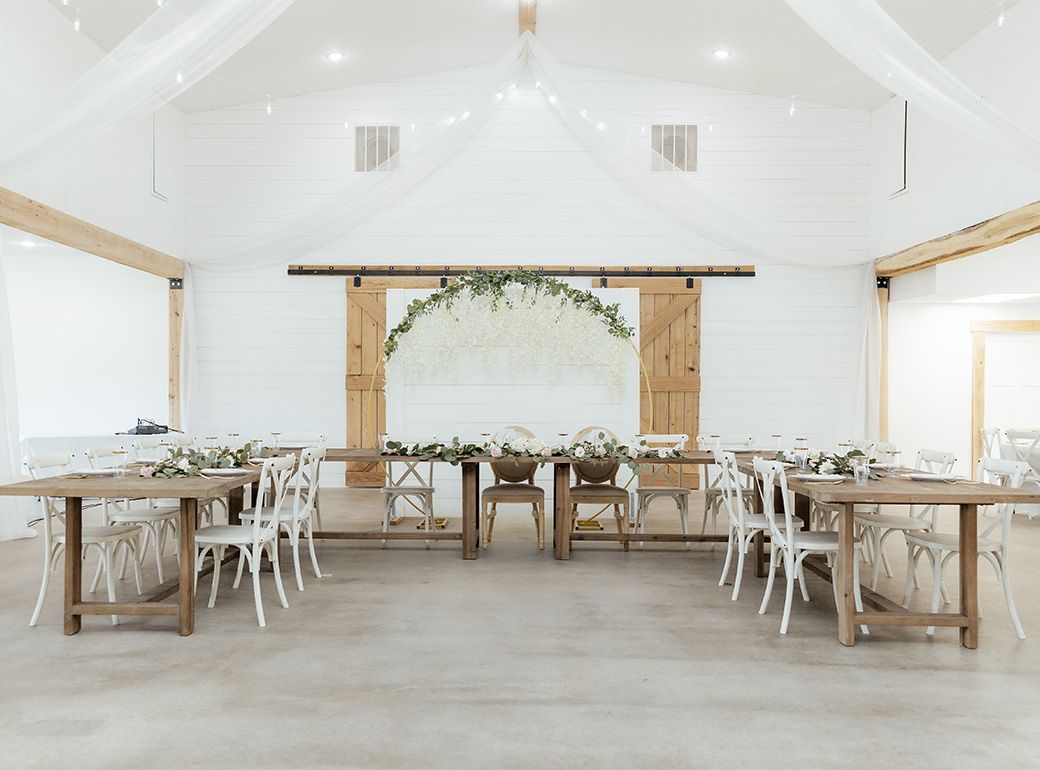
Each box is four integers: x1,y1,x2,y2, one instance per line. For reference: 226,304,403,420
0,469,262,636
325,449,725,561
734,458,1040,648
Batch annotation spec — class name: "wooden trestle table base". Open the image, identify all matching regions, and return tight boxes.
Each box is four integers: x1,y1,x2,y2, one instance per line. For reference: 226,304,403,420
734,458,1040,648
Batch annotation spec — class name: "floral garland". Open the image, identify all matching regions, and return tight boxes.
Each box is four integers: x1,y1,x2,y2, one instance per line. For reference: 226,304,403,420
381,270,636,390
382,433,681,473
141,445,253,478
778,448,869,476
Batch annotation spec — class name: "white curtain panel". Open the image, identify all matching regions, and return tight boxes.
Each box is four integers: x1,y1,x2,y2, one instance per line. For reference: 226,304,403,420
0,0,295,176
178,264,199,435
193,35,529,270
524,34,864,267
0,242,33,540
784,0,1040,172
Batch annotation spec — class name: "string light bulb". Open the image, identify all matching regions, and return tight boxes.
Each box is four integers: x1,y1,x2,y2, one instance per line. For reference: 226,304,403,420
175,72,183,84
73,11,80,31
459,110,470,121
596,121,606,131
788,98,796,117
494,91,503,101
547,94,557,104
343,121,350,131
997,3,1005,26
266,95,272,116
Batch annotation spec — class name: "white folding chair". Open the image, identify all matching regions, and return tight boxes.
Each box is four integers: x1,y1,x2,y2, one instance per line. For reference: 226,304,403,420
904,457,1029,639
855,449,956,590
239,448,322,591
381,442,436,547
696,434,754,534
754,458,868,636
632,433,690,540
195,454,296,627
26,453,144,627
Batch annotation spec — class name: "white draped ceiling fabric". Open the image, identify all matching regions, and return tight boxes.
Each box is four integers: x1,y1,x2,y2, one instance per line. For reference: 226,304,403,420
0,0,296,176
784,0,1040,172
0,240,33,540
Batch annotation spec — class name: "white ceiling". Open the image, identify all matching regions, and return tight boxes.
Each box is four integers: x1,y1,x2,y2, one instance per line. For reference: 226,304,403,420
46,0,1017,112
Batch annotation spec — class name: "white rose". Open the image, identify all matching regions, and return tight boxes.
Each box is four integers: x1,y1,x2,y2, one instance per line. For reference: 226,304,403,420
628,446,639,459
177,458,190,470
595,445,607,457
509,438,529,453
657,448,669,459
528,439,544,453
820,460,836,474
573,446,587,459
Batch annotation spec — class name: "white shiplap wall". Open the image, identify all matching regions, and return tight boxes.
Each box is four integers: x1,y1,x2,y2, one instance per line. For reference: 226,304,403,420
185,63,872,490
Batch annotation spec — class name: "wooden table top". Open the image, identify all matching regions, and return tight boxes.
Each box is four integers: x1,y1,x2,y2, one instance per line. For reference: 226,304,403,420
0,467,262,499
326,448,728,465
734,458,1040,505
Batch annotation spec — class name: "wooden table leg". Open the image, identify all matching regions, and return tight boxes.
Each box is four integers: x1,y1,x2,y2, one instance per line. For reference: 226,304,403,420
752,478,766,577
837,502,856,646
795,492,811,531
461,463,479,560
63,497,82,635
553,463,571,560
960,503,980,649
227,485,243,526
178,499,197,636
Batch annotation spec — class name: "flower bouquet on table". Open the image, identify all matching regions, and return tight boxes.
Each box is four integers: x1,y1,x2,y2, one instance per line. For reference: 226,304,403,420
140,445,252,478
380,433,681,472
775,448,877,479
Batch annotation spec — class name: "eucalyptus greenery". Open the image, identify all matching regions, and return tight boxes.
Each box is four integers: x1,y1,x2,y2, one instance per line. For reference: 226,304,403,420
382,270,635,360
141,445,253,478
777,448,870,476
382,433,680,473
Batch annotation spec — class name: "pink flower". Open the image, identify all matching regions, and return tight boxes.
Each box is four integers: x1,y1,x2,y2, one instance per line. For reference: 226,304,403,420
490,444,503,458
139,466,155,477
541,447,552,458
627,446,639,460
595,445,607,457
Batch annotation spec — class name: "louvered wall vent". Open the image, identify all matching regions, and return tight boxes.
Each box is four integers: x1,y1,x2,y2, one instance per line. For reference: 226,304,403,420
355,125,400,172
651,124,697,172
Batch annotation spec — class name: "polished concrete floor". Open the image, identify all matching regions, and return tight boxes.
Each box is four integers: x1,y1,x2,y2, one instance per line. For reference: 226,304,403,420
2,488,1039,769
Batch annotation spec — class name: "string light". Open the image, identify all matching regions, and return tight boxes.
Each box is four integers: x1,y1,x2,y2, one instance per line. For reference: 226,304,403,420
579,109,588,119
266,95,272,116
494,92,503,101
410,123,416,131
595,121,606,131
459,110,470,121
997,2,1005,26
547,94,557,104
343,121,350,130
788,98,796,117
535,80,541,88
447,116,456,125
175,72,183,84
73,11,80,31
708,123,714,132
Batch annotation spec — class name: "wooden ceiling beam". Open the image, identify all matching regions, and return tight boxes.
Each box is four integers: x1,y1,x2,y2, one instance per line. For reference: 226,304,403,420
875,199,1040,278
0,186,184,279
289,264,754,279
519,0,537,35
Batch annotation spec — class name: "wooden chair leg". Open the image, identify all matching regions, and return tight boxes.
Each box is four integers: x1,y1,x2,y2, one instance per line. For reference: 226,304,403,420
481,498,489,549
487,503,497,545
614,504,628,551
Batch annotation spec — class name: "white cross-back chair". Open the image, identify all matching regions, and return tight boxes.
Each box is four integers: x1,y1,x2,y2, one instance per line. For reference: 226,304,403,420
904,457,1029,639
88,445,181,583
239,447,322,591
716,451,795,601
696,434,754,534
1003,430,1040,518
194,454,296,627
632,434,690,539
754,458,869,636
980,427,1003,461
855,449,956,591
381,440,436,547
133,436,171,463
27,453,144,627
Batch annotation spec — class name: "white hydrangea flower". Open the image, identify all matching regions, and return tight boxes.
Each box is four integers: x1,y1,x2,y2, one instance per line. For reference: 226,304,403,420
819,460,837,474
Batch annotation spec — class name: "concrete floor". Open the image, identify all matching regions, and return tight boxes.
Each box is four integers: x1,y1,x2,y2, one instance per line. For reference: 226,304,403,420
2,488,1039,769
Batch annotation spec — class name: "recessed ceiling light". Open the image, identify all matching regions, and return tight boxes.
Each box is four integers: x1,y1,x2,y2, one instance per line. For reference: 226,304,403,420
325,51,344,63
713,48,733,60
19,240,35,248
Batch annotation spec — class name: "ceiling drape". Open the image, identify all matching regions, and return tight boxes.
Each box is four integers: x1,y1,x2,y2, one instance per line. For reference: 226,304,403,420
784,0,1040,172
0,0,296,176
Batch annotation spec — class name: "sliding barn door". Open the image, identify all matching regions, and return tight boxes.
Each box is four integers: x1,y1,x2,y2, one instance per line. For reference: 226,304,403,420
345,279,439,486
607,278,701,487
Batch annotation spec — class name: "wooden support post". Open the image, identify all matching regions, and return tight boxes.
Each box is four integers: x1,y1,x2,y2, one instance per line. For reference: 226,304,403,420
878,281,890,441
971,330,985,468
169,280,183,430
178,498,197,636
519,0,537,35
